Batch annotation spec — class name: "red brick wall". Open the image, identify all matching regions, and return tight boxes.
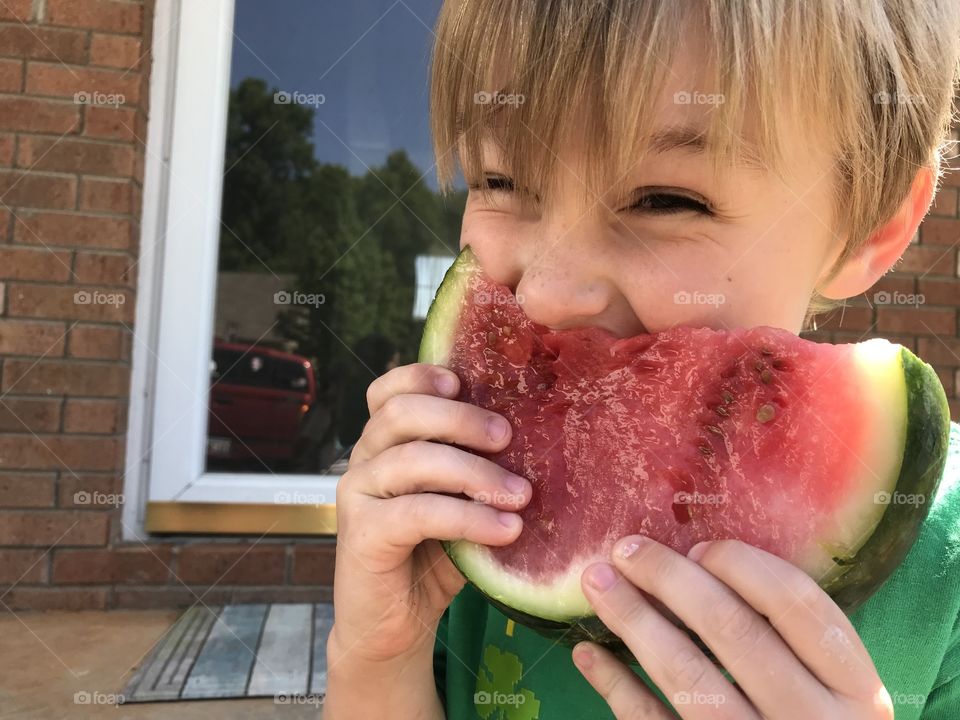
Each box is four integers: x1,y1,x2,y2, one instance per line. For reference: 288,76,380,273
0,2,956,610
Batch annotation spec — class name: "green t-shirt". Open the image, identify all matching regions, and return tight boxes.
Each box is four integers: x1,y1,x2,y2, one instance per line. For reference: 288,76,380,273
434,422,960,719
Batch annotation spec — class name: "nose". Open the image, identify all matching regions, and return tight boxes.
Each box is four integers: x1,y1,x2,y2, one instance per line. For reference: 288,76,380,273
513,218,616,332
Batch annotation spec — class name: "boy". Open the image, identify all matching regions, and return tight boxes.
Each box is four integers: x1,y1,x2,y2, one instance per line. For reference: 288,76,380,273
327,0,960,717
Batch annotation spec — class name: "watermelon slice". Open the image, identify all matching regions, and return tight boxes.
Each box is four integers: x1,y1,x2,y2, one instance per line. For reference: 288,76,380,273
419,246,951,655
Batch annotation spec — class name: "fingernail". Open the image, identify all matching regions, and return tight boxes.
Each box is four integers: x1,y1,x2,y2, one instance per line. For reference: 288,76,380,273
617,535,648,559
498,511,521,529
572,644,594,671
434,373,457,395
486,415,509,442
687,541,710,562
504,474,528,494
586,563,617,591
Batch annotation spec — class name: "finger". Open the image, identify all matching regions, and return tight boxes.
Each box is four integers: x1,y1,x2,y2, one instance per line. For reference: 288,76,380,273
611,536,832,719
572,642,675,719
358,393,511,460
582,562,761,720
374,491,523,551
352,440,530,511
366,363,460,415
687,539,881,700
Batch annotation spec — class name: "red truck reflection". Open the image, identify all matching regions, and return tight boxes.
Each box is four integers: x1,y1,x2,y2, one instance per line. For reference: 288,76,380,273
206,340,316,472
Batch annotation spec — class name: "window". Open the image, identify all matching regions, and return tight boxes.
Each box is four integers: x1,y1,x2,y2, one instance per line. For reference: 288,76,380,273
125,0,463,536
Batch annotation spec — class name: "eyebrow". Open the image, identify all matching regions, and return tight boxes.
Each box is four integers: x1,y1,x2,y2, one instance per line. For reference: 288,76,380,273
646,125,767,171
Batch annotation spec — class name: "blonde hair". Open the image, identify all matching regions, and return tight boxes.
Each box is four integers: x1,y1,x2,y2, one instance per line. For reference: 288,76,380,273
429,0,960,328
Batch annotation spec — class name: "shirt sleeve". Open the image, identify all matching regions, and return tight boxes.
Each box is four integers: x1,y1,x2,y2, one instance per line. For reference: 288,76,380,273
433,607,451,707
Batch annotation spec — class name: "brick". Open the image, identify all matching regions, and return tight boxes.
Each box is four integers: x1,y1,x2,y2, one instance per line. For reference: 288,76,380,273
1,359,129,397
0,171,76,209
57,472,119,507
0,25,88,64
870,275,916,298
0,472,56,508
0,97,80,134
0,397,61,432
63,398,124,434
14,212,131,249
7,283,133,322
942,168,960,189
0,319,67,355
0,246,72,281
17,136,135,177
25,63,140,104
89,33,142,69
0,510,109,545
0,435,121,472
920,217,960,246
47,0,143,34
0,549,47,583
73,251,132,286
1,587,109,611
67,323,127,359
0,0,32,21
895,243,957,275
875,307,956,336
0,59,22,92
83,104,136,141
113,586,232,609
52,546,172,584
291,543,336,584
79,177,132,213
0,133,13,166
932,187,959,217
917,278,960,307
917,337,960,366
178,545,286,585
809,305,873,332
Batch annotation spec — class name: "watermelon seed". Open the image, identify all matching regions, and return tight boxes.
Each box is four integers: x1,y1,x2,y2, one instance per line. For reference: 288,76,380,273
697,445,713,456
486,331,497,346
760,346,773,356
706,425,723,435
756,403,776,423
503,325,512,336
714,405,729,417
721,390,734,404
754,360,765,372
772,358,788,370
760,369,773,384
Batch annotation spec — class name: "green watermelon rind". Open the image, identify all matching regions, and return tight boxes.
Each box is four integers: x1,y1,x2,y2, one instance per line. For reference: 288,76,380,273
418,247,951,658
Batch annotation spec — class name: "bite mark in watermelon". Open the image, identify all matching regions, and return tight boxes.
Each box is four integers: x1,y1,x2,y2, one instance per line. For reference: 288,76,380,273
419,247,950,654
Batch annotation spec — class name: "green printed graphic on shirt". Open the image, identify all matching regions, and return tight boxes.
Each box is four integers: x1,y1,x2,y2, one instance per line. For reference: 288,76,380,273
473,644,541,720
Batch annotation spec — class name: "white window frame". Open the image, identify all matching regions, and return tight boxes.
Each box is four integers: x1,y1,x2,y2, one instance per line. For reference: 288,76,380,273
123,0,342,538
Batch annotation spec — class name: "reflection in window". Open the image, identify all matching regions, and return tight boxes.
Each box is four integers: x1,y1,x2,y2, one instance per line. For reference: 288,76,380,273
205,1,466,475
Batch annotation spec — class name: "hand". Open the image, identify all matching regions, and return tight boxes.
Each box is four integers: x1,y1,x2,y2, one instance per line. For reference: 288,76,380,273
573,537,895,719
329,363,531,665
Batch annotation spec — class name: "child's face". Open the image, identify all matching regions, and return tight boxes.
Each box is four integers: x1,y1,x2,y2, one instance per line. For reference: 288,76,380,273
459,36,847,338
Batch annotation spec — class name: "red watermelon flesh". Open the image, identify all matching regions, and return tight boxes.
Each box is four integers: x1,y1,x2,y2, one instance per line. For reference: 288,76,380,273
419,247,948,627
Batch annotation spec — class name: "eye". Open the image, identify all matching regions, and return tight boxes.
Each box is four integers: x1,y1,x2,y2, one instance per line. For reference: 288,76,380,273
626,190,712,216
468,174,516,193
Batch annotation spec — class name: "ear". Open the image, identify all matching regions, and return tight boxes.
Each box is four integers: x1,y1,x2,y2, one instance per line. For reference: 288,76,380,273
818,167,936,300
